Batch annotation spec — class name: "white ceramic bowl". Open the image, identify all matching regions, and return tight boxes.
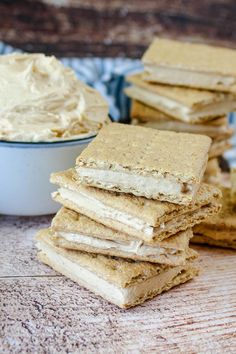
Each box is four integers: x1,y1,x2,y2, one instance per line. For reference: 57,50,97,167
0,136,95,216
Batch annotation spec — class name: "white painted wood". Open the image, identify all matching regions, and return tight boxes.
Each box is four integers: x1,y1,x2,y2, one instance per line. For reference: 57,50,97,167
0,215,236,353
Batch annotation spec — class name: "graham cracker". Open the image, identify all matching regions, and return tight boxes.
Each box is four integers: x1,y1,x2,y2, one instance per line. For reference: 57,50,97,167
131,100,233,140
75,123,211,204
192,234,236,250
51,168,221,226
209,139,232,159
52,207,191,249
203,159,221,186
76,124,211,183
193,187,236,249
36,229,199,308
51,168,221,241
142,38,236,92
230,168,236,204
194,187,236,229
125,76,236,123
51,207,192,265
205,159,220,176
127,74,230,109
53,191,220,242
131,99,172,122
52,237,190,267
131,100,228,125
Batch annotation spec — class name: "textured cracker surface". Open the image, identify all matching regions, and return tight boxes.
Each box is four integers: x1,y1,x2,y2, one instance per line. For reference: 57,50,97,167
126,85,236,122
38,248,198,308
132,100,233,140
123,266,198,308
150,202,221,241
132,99,172,122
76,123,211,184
135,119,233,142
194,187,236,231
127,73,232,108
205,158,220,177
132,100,228,126
209,140,232,159
52,207,191,249
51,168,221,226
36,229,197,289
142,38,236,76
230,168,236,204
52,192,220,242
193,227,236,242
192,234,236,250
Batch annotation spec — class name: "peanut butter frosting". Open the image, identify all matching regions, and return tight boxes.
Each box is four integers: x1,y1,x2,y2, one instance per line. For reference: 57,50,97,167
0,53,109,142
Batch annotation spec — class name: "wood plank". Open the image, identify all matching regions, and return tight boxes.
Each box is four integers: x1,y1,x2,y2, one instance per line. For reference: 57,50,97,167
0,0,236,57
0,215,55,277
0,211,236,352
1,245,236,353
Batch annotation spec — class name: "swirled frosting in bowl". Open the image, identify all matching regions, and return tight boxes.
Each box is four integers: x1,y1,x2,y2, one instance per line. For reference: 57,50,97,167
0,53,109,142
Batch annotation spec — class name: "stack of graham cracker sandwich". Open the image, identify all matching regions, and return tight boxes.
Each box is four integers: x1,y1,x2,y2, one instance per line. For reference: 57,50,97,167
193,186,236,250
36,123,221,308
125,38,236,185
230,168,236,205
191,168,236,249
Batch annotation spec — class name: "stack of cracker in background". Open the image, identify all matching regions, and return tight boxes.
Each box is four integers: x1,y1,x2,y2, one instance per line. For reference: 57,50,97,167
193,167,236,250
125,38,236,250
36,123,221,308
193,187,236,249
125,38,236,186
230,168,236,205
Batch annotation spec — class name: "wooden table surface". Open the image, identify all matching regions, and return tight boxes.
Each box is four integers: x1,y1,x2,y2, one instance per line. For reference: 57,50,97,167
1,214,236,353
1,0,236,57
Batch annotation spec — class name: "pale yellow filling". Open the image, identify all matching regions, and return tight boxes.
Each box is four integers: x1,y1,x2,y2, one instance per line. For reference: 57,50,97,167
0,53,108,142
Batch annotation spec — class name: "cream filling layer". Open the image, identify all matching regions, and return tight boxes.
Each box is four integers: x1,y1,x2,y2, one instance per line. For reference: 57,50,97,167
58,231,177,257
125,86,236,122
58,187,154,236
76,167,195,200
57,188,205,240
144,65,236,88
37,240,184,306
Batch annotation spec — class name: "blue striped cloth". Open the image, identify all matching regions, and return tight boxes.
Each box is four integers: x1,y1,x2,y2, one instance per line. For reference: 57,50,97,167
0,41,235,166
225,112,236,167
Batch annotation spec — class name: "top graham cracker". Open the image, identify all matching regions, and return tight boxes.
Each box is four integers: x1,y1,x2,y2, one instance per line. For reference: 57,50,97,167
126,73,231,108
142,38,236,76
76,123,211,184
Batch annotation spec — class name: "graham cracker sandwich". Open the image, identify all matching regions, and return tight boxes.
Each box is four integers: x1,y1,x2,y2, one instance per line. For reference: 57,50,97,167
209,139,232,159
75,123,211,205
136,123,231,159
36,229,199,308
203,158,221,186
230,168,236,205
50,207,192,266
51,168,221,241
125,74,236,123
193,187,236,249
142,37,236,93
131,100,234,141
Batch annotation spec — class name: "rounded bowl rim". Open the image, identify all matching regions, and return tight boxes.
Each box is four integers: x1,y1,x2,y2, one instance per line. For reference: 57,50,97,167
0,134,96,148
